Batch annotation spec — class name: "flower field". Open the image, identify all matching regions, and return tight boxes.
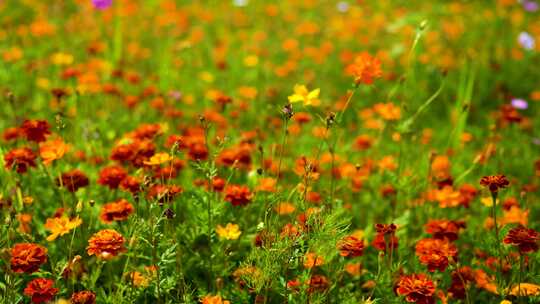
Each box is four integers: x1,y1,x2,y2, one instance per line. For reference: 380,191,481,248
1,0,540,303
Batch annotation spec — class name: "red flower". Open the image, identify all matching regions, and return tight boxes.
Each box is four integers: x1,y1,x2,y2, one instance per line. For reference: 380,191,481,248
415,238,458,272
20,119,51,143
307,275,329,293
4,147,37,173
396,273,436,304
10,243,48,273
338,235,365,257
424,219,466,242
100,199,135,223
480,175,509,193
23,278,58,304
147,184,183,203
71,290,96,304
224,184,253,206
57,169,90,192
372,223,398,252
120,176,142,194
98,165,128,189
503,226,539,254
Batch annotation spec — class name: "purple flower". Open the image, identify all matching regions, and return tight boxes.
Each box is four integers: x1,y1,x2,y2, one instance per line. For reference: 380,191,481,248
522,0,539,12
337,1,350,13
518,32,535,50
511,98,528,110
92,0,112,10
533,138,540,146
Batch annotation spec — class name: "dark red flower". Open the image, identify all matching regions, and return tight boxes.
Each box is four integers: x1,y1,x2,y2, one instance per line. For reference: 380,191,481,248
71,290,96,304
98,165,128,189
503,226,539,254
480,175,509,193
20,119,51,143
415,238,458,272
4,147,37,173
424,219,466,242
224,185,253,206
23,278,58,303
58,169,90,192
10,243,48,273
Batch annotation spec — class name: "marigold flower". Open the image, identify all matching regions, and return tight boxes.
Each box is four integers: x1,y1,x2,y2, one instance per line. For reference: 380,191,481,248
307,275,329,293
508,283,540,296
45,215,82,241
480,175,510,193
23,278,58,304
396,273,436,304
98,165,128,189
288,84,320,107
503,226,539,254
338,235,365,257
10,243,48,273
39,138,70,165
4,147,37,173
57,169,89,192
224,184,253,206
216,223,242,240
87,229,126,259
120,175,142,194
415,238,458,272
424,219,466,242
20,119,51,143
71,290,96,304
100,198,135,223
346,52,383,85
147,184,183,203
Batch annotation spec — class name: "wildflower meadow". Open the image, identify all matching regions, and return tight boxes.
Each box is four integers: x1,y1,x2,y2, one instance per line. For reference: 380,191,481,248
1,0,540,303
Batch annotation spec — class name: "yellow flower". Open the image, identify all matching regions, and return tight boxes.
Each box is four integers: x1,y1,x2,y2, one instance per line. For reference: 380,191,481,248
481,196,499,207
288,84,320,106
51,52,74,66
500,300,512,304
216,223,242,240
143,152,173,166
44,216,82,241
508,283,540,296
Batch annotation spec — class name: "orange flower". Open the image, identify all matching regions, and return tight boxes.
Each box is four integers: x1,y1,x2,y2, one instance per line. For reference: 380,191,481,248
303,252,324,269
480,175,509,193
373,102,401,121
201,295,230,304
415,238,458,272
100,199,135,223
39,138,70,165
45,215,82,241
10,243,48,273
71,290,96,304
345,52,383,85
424,219,465,242
396,273,436,304
87,229,126,259
23,278,58,304
275,202,296,215
338,235,365,257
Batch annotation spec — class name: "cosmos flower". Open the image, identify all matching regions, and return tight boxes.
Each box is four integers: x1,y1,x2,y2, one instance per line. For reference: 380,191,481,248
10,243,48,273
216,223,242,240
511,98,528,110
201,295,230,304
518,32,535,50
288,84,321,107
39,138,70,165
45,215,82,241
346,52,383,85
143,152,173,166
91,0,113,10
23,278,58,304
